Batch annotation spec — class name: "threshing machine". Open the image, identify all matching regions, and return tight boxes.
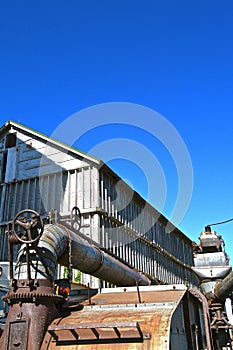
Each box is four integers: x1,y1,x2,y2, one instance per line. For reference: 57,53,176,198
0,208,232,349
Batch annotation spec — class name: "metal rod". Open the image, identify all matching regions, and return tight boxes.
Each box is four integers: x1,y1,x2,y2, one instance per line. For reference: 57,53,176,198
136,279,142,303
88,283,92,305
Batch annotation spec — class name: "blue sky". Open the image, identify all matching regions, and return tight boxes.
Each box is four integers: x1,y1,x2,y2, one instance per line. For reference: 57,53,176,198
0,1,233,259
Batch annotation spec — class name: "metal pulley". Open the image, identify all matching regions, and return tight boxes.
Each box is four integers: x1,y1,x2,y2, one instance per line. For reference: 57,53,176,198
70,206,81,229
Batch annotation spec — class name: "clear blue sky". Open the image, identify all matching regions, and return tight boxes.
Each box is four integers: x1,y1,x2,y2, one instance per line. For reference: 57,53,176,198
0,1,233,259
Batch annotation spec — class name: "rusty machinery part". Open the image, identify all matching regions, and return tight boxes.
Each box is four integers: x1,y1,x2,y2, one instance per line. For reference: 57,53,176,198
209,303,232,330
70,206,81,229
3,291,65,305
12,209,44,244
3,278,66,307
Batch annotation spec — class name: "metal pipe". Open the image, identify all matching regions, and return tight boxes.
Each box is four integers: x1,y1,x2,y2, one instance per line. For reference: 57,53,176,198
14,224,68,280
214,270,233,302
68,229,150,286
14,224,151,286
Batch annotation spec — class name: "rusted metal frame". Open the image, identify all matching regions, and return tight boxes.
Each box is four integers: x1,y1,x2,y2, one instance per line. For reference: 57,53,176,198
136,279,142,303
70,329,79,341
189,288,214,350
210,303,233,330
113,327,121,338
91,327,100,339
48,321,145,343
3,291,64,305
135,322,144,340
53,336,145,346
48,329,58,342
189,293,206,350
49,321,142,331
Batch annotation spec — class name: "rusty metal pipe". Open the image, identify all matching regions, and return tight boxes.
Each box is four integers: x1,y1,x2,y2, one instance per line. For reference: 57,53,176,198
68,231,150,286
214,270,233,302
14,224,150,286
59,225,151,286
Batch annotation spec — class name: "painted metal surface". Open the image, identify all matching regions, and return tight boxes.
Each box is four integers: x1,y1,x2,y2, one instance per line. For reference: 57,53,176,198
41,285,188,350
194,252,229,268
192,266,231,279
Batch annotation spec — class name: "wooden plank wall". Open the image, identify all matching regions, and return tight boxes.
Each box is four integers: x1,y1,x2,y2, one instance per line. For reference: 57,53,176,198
0,128,197,288
0,130,100,288
99,168,197,286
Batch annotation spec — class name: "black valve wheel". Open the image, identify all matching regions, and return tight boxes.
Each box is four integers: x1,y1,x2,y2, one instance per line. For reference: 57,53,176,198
12,209,44,244
70,206,81,229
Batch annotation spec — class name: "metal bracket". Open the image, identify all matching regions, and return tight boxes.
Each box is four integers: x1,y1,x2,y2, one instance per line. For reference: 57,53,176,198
48,321,150,344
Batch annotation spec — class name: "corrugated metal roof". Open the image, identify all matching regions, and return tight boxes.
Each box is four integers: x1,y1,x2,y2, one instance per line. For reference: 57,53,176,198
41,285,187,350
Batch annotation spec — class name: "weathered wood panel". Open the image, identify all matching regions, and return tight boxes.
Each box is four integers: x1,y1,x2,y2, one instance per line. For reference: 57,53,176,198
99,167,196,286
6,131,91,180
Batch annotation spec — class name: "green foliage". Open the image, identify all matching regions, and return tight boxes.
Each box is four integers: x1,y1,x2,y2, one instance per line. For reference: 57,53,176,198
63,267,82,283
184,277,189,287
63,266,69,278
75,270,82,283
